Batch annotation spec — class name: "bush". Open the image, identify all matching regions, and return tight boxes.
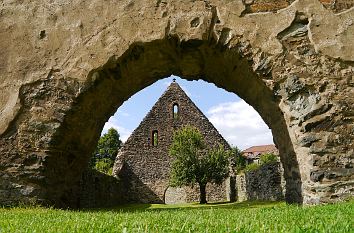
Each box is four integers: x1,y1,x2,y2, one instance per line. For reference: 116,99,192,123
244,163,260,172
94,158,114,175
260,153,278,165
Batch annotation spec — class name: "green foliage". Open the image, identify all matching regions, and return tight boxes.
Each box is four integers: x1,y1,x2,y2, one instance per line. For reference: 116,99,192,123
230,146,246,174
260,153,278,165
243,153,278,173
152,131,158,146
169,126,206,187
173,112,178,119
94,128,122,159
94,158,114,175
1,201,353,232
201,146,230,184
169,126,230,203
91,128,122,175
244,163,260,172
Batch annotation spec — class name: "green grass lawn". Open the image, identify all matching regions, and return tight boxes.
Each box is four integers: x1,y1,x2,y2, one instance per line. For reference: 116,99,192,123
0,200,353,232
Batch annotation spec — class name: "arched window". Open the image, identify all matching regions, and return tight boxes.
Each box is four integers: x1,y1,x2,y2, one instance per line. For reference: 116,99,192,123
152,130,158,146
173,103,179,119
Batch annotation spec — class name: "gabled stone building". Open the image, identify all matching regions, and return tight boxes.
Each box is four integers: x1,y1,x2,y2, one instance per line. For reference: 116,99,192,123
112,80,231,204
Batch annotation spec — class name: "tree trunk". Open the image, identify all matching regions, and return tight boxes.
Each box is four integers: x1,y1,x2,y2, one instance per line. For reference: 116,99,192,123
199,183,207,204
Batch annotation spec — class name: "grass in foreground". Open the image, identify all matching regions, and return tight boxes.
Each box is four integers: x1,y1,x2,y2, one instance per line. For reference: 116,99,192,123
0,200,353,232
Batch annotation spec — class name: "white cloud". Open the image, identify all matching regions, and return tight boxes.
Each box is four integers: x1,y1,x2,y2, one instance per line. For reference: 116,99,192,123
207,100,273,150
102,121,132,142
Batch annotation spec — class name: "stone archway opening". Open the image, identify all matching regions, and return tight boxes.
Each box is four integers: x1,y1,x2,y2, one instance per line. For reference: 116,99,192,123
97,75,278,205
46,37,303,207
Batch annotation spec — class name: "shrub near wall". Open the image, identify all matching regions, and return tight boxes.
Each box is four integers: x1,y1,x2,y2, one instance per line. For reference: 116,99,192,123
260,153,278,165
244,163,260,172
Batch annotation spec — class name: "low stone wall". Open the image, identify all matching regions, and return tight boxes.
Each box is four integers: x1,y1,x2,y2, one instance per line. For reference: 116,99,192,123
66,169,125,208
164,182,228,204
66,162,282,207
236,163,284,202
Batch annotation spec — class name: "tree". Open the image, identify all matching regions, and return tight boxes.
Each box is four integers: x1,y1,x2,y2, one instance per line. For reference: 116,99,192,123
94,158,114,175
169,126,230,204
260,153,278,165
91,128,122,175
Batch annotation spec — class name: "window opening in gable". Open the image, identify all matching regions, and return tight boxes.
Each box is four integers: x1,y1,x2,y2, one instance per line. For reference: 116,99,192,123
173,103,179,119
152,130,158,146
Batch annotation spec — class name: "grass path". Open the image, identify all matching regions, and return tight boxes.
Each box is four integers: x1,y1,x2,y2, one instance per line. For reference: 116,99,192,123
0,200,353,232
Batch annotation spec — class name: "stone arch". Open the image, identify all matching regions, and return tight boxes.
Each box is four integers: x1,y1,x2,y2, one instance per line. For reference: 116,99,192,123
65,38,304,204
1,38,303,206
0,0,353,207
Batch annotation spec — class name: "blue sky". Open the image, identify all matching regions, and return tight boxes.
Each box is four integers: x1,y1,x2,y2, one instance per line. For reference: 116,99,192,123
103,75,273,150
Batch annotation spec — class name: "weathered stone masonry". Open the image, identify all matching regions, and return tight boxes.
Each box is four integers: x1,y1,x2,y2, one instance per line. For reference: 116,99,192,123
0,0,353,207
236,163,285,202
113,81,231,203
67,169,125,208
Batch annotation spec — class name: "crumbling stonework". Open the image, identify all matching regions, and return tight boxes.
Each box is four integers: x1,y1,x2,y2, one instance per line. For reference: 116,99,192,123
165,183,228,204
0,0,353,207
241,0,354,14
113,82,230,203
66,169,125,208
236,163,285,202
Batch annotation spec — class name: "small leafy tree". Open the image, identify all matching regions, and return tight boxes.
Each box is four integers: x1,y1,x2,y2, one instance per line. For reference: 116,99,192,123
94,158,114,175
260,153,278,165
244,153,278,173
169,126,230,204
244,163,260,172
91,128,122,175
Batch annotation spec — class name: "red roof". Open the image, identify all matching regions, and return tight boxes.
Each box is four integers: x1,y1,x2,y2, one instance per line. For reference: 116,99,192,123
243,144,277,153
242,144,278,159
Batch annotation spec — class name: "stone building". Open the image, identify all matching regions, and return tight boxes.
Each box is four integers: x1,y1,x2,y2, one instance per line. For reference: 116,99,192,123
112,80,231,204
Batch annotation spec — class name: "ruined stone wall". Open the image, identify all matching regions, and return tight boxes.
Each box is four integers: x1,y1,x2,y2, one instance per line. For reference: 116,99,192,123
114,83,231,203
236,175,248,202
67,169,125,208
236,163,284,202
165,183,228,204
240,0,354,14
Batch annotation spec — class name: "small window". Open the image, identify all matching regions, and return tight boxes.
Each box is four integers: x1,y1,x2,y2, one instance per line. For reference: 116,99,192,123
152,130,158,146
173,103,179,119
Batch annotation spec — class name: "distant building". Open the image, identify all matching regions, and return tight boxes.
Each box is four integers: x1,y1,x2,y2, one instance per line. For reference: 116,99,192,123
113,80,231,204
242,144,279,164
